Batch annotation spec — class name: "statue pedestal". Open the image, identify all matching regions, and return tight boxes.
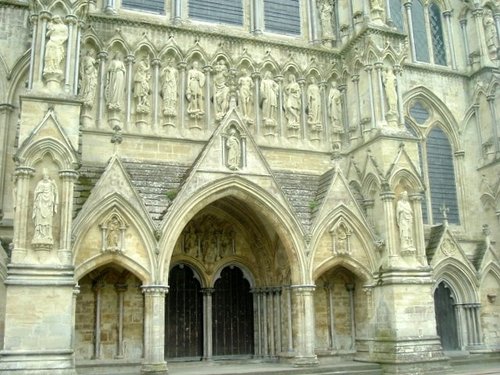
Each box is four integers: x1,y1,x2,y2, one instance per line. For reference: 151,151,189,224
287,124,300,139
108,109,122,130
43,72,63,92
81,107,94,129
370,8,385,26
386,111,399,128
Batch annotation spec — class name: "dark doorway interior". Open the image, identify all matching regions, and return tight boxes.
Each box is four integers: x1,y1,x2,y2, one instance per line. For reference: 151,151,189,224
434,281,459,350
165,264,203,359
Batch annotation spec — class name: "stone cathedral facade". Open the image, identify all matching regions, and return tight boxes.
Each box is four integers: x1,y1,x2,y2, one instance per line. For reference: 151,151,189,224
0,0,498,374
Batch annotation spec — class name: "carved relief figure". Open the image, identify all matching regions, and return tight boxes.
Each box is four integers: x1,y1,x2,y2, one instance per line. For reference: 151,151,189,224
32,170,58,245
396,191,414,251
318,0,334,39
383,68,397,114
284,74,301,128
161,59,178,118
238,68,254,123
260,71,279,125
307,77,321,129
133,56,151,113
80,50,98,108
213,59,231,121
483,9,499,59
187,61,205,117
328,80,342,130
43,16,68,76
226,128,241,170
106,215,120,250
105,53,126,110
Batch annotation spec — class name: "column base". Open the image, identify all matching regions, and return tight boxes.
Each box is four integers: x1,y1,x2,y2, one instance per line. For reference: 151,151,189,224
140,361,168,375
293,355,319,367
0,350,76,375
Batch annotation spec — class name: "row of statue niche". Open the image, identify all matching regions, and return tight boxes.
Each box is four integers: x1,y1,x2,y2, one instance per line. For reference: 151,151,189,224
79,53,352,129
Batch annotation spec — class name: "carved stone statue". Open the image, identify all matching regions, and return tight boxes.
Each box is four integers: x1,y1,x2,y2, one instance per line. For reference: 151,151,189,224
106,215,120,250
187,61,205,118
383,68,397,114
105,53,126,111
307,77,321,129
213,59,230,121
43,16,68,76
32,170,58,246
260,71,279,126
80,50,98,108
133,56,151,114
328,80,342,130
161,59,178,119
396,191,414,251
284,73,301,128
483,9,498,60
318,0,334,39
226,128,241,170
238,68,254,123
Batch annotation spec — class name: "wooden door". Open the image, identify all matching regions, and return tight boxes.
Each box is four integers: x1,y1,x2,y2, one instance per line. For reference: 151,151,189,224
434,281,459,350
165,264,203,358
213,266,254,356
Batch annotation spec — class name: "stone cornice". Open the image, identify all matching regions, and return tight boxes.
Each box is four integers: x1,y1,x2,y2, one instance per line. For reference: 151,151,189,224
0,0,29,10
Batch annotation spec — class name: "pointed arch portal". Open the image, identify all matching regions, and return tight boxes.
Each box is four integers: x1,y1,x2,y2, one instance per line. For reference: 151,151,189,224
434,281,459,350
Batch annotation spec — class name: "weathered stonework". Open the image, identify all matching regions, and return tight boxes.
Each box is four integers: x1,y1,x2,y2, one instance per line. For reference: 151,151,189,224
0,0,498,374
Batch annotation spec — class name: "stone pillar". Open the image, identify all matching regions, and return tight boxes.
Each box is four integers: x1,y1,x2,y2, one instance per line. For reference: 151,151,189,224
202,288,214,361
394,65,404,127
325,283,336,350
365,65,376,129
171,0,181,24
92,280,103,359
96,51,108,129
58,169,78,265
28,13,39,89
252,72,261,135
487,95,499,156
459,19,471,66
251,0,264,34
291,285,318,367
307,0,320,44
374,62,385,124
124,54,135,131
351,74,362,136
404,1,417,62
141,285,168,375
370,270,449,374
115,283,127,359
178,61,187,130
472,8,489,65
380,189,398,266
346,283,356,350
202,65,212,130
36,11,51,88
298,78,307,140
11,166,35,262
151,58,161,131
273,288,282,355
409,192,427,266
276,75,285,138
104,0,117,14
0,104,14,216
252,289,262,357
63,15,77,93
443,11,457,69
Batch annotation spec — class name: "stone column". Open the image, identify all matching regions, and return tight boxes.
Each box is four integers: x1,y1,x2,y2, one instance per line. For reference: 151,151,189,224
141,285,168,375
394,65,404,127
58,169,78,265
178,61,187,130
380,189,398,265
152,58,161,131
252,289,262,357
443,11,457,69
63,15,77,93
459,19,471,66
96,51,108,129
374,62,385,124
202,288,214,361
11,166,35,262
252,72,261,135
251,0,264,34
171,0,181,24
307,0,320,44
0,104,14,216
92,280,103,359
28,13,39,89
487,95,499,155
115,283,127,359
291,285,318,367
37,11,51,86
351,74,362,136
298,78,307,140
409,192,427,266
276,75,285,138
364,65,376,129
104,0,117,14
203,65,212,130
125,54,135,131
472,8,489,65
273,288,282,355
262,289,269,356
404,1,417,62
325,284,336,351
286,286,294,353
346,283,356,350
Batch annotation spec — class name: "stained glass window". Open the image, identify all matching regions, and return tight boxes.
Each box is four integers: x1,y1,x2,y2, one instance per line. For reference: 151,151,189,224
264,0,301,35
189,0,243,26
411,0,430,63
429,3,447,66
390,0,404,32
122,0,164,14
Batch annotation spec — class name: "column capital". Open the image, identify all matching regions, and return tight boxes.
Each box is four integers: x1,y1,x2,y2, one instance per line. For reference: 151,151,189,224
290,284,316,293
151,58,161,67
177,61,187,70
125,54,136,64
39,10,52,22
97,51,108,61
65,14,78,25
251,71,261,79
14,166,35,177
454,150,465,158
0,103,15,113
380,190,396,201
58,169,79,180
141,285,169,295
409,192,424,202
201,287,215,295
442,10,452,18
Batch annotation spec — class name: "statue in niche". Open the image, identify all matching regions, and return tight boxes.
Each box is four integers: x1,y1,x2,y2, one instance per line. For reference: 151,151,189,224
106,215,121,250
43,16,68,76
260,71,279,126
284,73,301,128
370,0,383,10
396,191,415,251
383,68,397,114
80,50,98,108
226,128,241,171
238,68,254,123
307,77,322,130
32,170,58,246
186,61,206,118
318,0,334,39
133,56,151,114
161,59,178,120
483,9,498,59
328,80,342,131
105,53,126,111
213,59,230,121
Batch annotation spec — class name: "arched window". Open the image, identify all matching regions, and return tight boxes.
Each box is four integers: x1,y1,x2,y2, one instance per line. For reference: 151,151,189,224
429,2,447,66
189,0,244,25
411,0,430,63
264,0,301,35
390,0,404,32
426,127,459,224
122,0,164,14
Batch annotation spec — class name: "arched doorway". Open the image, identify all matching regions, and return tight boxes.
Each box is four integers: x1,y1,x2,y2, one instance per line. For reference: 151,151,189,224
434,281,459,350
75,265,144,361
213,266,254,356
165,264,203,359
